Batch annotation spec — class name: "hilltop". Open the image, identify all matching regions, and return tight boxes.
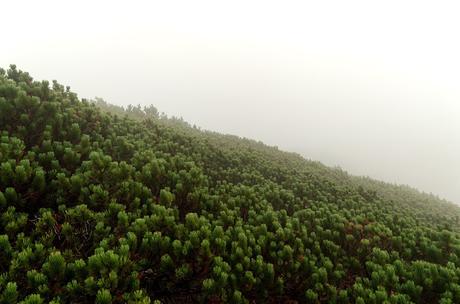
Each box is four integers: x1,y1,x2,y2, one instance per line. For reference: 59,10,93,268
1,65,460,303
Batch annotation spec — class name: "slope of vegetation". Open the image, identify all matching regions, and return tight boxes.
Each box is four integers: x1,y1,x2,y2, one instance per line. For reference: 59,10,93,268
1,65,460,303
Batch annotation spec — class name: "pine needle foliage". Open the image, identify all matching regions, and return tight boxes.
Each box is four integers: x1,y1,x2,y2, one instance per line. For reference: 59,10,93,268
1,65,460,303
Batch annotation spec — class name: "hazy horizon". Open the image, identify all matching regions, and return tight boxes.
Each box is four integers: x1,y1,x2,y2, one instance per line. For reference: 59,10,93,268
2,1,459,204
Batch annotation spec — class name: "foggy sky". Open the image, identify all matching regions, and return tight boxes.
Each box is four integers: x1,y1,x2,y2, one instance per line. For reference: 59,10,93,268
2,1,459,204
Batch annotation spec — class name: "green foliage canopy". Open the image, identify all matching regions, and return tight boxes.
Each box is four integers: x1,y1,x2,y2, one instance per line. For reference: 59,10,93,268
0,65,460,303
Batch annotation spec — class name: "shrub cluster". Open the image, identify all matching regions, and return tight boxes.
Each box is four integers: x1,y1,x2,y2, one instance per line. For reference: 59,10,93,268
1,65,460,303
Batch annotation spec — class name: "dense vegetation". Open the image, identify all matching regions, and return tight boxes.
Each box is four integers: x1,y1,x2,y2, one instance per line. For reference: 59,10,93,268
1,65,460,303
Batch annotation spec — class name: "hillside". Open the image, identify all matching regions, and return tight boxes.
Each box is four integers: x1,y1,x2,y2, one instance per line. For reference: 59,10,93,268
1,65,460,303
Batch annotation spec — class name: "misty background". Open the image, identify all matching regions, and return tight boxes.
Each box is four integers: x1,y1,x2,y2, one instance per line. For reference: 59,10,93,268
2,1,459,204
